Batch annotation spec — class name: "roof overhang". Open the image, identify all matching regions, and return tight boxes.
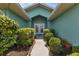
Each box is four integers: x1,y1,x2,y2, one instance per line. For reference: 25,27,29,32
48,3,75,20
0,3,29,20
31,15,47,18
25,3,53,12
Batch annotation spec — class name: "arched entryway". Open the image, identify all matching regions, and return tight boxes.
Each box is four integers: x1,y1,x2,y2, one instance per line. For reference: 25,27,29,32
31,15,47,39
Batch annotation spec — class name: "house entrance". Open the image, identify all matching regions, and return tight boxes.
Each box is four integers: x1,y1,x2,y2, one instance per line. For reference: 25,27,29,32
31,15,47,39
34,23,45,39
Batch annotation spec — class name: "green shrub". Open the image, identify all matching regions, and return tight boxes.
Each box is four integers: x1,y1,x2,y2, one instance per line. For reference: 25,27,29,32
68,52,79,56
49,37,62,55
26,28,36,39
49,28,57,37
43,29,50,35
16,28,35,46
44,32,53,45
17,28,35,39
49,37,61,46
17,39,33,46
72,46,79,53
55,38,72,55
0,15,18,55
43,29,51,42
61,38,70,46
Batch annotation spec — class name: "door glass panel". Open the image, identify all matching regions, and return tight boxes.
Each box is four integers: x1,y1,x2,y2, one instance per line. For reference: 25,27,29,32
34,23,45,34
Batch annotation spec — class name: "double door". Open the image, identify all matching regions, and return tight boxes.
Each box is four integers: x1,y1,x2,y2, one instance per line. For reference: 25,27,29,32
34,23,45,34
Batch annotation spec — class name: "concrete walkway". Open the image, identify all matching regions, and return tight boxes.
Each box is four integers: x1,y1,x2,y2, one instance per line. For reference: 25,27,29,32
31,39,49,56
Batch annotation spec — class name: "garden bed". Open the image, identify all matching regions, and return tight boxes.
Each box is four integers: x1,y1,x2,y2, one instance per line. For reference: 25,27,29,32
3,40,35,56
0,15,36,56
43,29,72,56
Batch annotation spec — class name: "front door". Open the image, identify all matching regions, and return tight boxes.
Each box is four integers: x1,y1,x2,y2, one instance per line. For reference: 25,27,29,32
34,23,45,39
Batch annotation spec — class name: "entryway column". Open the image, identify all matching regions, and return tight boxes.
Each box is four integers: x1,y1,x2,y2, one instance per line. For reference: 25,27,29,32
30,18,32,27
47,19,49,28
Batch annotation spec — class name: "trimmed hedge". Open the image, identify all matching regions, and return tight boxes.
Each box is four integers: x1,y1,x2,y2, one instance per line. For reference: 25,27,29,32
43,29,50,35
16,28,35,46
0,15,18,55
43,29,54,46
49,37,61,47
44,32,53,45
49,37,62,55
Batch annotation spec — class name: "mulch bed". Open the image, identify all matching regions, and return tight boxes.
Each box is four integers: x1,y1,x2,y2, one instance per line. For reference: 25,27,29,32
3,40,35,56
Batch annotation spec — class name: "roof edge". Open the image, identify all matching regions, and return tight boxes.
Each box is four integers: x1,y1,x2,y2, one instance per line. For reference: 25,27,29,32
48,3,75,20
9,3,29,20
25,3,53,12
0,3,29,20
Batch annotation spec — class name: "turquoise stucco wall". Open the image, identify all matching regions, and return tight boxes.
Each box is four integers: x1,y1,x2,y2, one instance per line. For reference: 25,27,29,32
26,7,51,18
50,4,79,46
3,9,30,28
